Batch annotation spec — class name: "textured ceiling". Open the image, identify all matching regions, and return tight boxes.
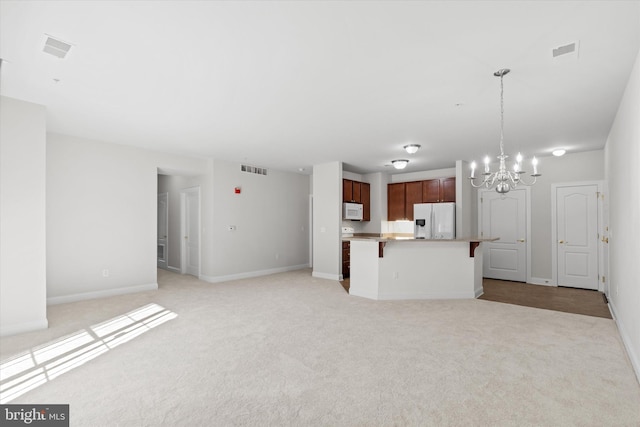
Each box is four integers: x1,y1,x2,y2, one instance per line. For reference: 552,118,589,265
1,1,639,174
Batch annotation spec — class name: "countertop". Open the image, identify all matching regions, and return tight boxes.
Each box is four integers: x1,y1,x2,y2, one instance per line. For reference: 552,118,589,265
343,236,498,243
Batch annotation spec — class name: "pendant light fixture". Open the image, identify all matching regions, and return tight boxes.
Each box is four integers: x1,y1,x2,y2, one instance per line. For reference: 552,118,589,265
469,69,540,194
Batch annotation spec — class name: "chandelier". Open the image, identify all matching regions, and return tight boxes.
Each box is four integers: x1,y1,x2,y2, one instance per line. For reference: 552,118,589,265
469,69,540,194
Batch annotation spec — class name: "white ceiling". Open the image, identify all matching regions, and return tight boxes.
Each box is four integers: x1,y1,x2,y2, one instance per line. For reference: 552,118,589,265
1,1,639,174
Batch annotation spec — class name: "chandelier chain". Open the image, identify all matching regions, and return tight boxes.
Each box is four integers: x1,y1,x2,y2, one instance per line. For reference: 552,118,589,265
499,72,505,157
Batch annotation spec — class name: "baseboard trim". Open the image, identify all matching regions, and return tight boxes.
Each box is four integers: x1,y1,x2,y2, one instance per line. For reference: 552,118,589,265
0,318,49,337
608,300,640,385
201,264,310,284
377,291,477,300
348,288,379,300
167,266,181,274
47,283,159,305
311,271,341,281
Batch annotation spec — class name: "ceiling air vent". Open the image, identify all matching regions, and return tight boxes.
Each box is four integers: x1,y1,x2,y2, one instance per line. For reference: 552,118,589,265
43,35,72,59
552,41,579,59
241,165,267,176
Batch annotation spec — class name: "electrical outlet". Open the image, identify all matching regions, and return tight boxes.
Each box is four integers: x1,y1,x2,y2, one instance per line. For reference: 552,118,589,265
102,269,109,278
393,272,399,279
275,253,280,260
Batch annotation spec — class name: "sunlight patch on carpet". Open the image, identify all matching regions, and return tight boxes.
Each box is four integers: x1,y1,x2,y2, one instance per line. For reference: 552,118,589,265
0,303,177,403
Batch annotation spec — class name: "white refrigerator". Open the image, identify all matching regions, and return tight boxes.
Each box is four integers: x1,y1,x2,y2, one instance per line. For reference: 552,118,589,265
413,203,456,239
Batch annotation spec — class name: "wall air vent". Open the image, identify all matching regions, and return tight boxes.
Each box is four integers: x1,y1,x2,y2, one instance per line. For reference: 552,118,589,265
43,35,72,59
552,41,579,59
241,165,267,176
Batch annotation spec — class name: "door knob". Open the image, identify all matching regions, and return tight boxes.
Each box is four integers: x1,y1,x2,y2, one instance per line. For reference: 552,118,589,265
517,239,525,242
602,237,609,243
559,240,566,244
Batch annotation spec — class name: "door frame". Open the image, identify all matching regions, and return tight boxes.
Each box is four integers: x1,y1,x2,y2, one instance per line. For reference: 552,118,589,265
157,192,169,269
180,186,201,277
478,187,532,283
551,181,604,291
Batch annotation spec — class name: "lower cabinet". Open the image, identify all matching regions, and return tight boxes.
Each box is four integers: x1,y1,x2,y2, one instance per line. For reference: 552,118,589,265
342,241,350,279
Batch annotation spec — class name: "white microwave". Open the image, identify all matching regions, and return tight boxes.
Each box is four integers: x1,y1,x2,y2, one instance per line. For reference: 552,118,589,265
343,202,363,221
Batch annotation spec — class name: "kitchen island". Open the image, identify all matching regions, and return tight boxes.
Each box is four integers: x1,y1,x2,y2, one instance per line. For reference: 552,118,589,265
347,237,497,300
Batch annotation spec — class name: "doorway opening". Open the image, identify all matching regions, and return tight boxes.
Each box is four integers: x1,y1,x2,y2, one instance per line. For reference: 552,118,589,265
157,172,201,277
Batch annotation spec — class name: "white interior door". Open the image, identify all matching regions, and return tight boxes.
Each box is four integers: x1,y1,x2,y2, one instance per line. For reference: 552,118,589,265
157,192,168,268
480,189,527,282
181,188,200,277
556,184,599,290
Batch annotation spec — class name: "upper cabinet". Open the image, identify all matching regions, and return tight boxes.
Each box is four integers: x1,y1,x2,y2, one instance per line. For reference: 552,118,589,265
343,178,370,221
404,181,423,221
387,177,456,221
343,179,362,203
423,177,456,203
361,182,371,221
388,183,406,221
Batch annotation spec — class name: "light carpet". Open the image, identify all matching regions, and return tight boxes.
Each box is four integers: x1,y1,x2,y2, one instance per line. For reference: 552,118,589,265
1,268,639,426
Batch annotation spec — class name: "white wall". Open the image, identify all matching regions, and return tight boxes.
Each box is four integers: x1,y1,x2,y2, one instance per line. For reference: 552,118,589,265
605,46,640,381
46,133,210,303
0,96,48,336
312,161,342,280
456,160,472,238
390,167,456,183
203,158,310,282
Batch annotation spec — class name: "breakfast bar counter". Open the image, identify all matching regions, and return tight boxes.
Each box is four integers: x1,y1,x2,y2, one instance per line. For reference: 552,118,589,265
347,237,497,300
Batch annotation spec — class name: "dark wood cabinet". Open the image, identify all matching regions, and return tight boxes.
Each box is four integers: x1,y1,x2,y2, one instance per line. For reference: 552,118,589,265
353,181,361,203
343,178,370,221
343,179,353,203
388,177,456,221
388,182,407,221
441,177,456,202
343,179,362,203
422,177,456,203
405,181,423,221
361,182,371,221
342,241,351,278
422,179,441,202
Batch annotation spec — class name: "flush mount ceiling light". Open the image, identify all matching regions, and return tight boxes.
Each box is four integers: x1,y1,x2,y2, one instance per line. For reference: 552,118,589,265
552,149,566,157
404,144,421,154
391,159,409,170
469,68,540,194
